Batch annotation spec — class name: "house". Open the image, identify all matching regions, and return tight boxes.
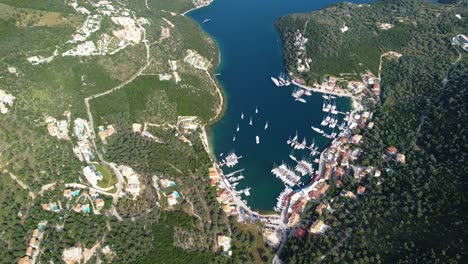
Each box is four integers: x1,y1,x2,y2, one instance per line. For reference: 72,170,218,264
291,199,306,214
216,190,230,204
351,134,363,144
340,190,357,199
32,229,39,239
323,164,332,180
334,166,345,177
62,247,83,264
374,170,381,177
335,180,343,188
287,212,300,227
387,146,397,155
167,191,180,206
368,121,375,129
25,247,33,257
63,189,75,200
217,235,232,256
309,220,328,234
396,153,406,163
160,178,176,188
95,198,105,209
29,238,38,249
83,165,103,186
373,83,381,95
294,228,307,239
132,123,142,133
316,203,327,216
73,204,82,213
41,203,51,211
308,181,330,200
18,257,32,264
452,34,468,51
98,125,116,141
357,186,366,195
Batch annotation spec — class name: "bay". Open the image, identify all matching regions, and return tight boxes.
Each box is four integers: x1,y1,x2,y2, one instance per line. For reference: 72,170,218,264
189,0,370,211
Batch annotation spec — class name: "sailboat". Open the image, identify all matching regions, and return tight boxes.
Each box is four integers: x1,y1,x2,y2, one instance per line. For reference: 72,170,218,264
249,117,253,126
241,113,244,120
264,121,269,130
255,106,258,114
292,131,298,142
236,124,240,132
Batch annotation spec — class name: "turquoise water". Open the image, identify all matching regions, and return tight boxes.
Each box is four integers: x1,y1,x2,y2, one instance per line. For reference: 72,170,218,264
189,0,369,211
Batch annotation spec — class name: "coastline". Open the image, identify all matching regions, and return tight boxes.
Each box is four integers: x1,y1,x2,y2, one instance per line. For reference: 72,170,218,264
181,1,214,16
184,1,226,160
292,80,362,111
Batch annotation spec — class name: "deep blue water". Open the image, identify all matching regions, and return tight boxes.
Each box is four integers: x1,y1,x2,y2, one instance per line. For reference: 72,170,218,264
189,0,370,211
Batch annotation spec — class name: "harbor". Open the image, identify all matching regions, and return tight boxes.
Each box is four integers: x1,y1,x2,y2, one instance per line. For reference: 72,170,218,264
190,0,355,211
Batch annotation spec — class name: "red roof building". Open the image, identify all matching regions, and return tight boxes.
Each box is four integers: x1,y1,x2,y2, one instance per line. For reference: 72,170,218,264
315,203,327,215
294,228,307,239
335,180,343,188
387,146,397,155
291,200,306,214
357,186,366,195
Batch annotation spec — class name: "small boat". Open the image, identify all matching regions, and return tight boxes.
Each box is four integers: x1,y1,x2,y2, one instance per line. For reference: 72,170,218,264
249,117,253,126
233,136,236,142
311,126,324,134
256,136,260,144
292,132,298,141
271,77,280,86
264,121,268,130
241,113,244,120
203,18,211,23
255,106,258,114
289,155,297,161
236,124,240,132
295,98,307,103
304,90,312,96
220,153,224,157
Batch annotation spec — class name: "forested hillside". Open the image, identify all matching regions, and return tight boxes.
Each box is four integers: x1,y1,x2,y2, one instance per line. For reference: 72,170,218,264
0,0,243,263
277,0,467,263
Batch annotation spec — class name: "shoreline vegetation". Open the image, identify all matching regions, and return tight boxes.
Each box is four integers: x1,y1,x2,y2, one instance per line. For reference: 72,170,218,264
184,1,228,161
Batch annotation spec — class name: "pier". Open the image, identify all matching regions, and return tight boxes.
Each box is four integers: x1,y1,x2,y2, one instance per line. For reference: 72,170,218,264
218,153,243,167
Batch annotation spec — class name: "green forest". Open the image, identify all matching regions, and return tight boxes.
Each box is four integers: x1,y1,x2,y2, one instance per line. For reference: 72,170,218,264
278,0,467,263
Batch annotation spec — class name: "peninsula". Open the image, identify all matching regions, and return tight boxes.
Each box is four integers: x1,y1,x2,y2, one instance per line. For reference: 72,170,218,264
275,0,467,263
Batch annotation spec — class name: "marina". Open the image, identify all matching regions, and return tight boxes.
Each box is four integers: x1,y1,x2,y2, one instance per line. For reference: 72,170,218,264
271,164,301,187
271,72,291,87
274,187,293,212
219,153,242,168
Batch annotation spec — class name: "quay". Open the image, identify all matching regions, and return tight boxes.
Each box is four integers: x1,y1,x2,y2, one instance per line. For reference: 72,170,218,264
292,80,354,98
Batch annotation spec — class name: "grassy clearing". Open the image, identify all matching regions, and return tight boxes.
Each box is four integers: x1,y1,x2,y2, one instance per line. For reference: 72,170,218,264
0,0,74,13
95,164,117,189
